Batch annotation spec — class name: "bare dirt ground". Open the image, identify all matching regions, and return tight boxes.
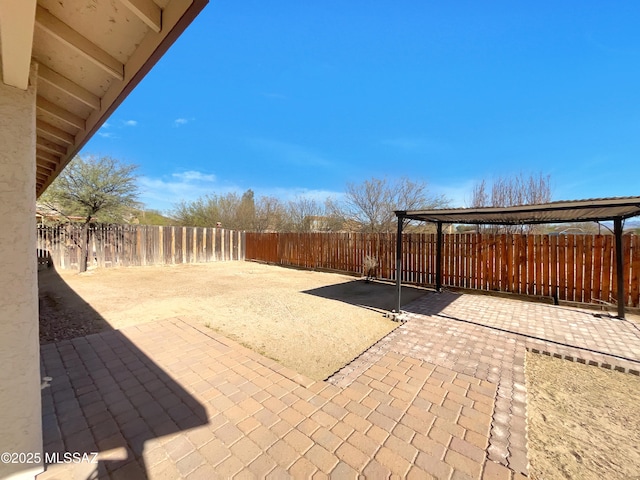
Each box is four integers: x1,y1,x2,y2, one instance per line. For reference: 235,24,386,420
526,351,640,480
38,261,427,380
39,261,640,478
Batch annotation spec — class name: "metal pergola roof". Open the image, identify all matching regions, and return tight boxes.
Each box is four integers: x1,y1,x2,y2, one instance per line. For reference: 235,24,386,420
396,196,640,225
393,196,640,319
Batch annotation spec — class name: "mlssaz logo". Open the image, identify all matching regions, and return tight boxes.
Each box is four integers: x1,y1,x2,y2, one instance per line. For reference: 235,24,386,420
45,452,99,464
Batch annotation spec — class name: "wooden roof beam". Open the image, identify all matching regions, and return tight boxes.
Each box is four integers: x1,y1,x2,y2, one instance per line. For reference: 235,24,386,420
36,150,62,169
37,96,85,130
38,65,100,111
120,0,162,33
36,119,75,145
0,0,37,89
37,164,54,175
35,6,124,81
37,172,52,183
37,136,67,156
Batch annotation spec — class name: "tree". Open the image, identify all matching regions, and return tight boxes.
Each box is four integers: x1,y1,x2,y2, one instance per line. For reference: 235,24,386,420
173,190,287,232
470,172,552,233
255,196,286,232
286,197,325,232
236,189,256,230
40,155,139,272
338,177,448,233
172,196,219,227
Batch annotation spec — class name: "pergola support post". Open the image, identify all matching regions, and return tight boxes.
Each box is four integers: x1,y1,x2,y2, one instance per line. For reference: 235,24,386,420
395,214,404,313
614,217,625,319
436,222,443,291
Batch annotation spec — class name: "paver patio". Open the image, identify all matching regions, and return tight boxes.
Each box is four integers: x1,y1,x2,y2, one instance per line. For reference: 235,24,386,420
328,290,640,475
37,291,640,479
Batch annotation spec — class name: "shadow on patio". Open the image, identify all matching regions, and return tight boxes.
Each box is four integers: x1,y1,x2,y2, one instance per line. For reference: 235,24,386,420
38,267,208,479
301,278,439,314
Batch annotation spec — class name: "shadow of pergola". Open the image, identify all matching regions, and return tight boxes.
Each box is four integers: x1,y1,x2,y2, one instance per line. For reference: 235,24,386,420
301,278,433,314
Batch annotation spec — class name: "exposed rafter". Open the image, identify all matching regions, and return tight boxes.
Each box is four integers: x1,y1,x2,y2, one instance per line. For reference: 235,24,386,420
0,0,37,89
37,96,85,130
37,172,53,183
35,5,124,80
36,119,75,145
36,150,62,168
37,164,54,175
120,0,162,33
38,65,100,110
37,136,67,156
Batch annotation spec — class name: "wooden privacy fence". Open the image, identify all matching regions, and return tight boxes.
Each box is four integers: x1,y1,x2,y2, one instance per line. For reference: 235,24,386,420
245,232,640,307
37,224,245,270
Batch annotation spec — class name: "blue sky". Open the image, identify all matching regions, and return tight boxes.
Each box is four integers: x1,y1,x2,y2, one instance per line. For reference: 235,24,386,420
83,1,640,214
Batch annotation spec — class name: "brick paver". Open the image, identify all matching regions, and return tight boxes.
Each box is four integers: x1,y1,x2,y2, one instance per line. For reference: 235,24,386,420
328,290,640,475
37,291,640,479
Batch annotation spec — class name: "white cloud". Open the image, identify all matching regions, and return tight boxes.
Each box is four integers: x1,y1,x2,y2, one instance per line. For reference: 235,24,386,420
174,117,195,127
97,131,116,139
138,170,233,212
172,171,216,182
123,120,138,127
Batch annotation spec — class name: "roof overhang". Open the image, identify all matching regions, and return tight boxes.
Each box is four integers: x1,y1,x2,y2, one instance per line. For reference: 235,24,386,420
0,0,208,197
396,196,640,225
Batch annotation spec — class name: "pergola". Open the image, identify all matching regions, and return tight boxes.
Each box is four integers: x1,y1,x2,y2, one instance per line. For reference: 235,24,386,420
394,196,640,319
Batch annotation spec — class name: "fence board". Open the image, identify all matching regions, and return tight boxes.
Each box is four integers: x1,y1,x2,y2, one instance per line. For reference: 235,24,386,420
575,235,584,303
550,235,558,299
631,235,640,307
542,235,550,297
602,235,613,304
583,235,593,304
623,235,631,307
37,224,243,270
592,235,603,303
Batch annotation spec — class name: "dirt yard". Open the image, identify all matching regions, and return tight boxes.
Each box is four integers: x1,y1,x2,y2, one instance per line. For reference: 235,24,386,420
38,261,427,380
526,352,640,480
39,261,640,477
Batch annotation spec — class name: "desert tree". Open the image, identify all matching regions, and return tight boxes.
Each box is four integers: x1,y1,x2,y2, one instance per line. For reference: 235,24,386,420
172,196,219,227
173,190,289,231
285,197,326,232
235,189,257,230
39,155,140,272
470,172,552,233
339,177,448,233
254,196,287,232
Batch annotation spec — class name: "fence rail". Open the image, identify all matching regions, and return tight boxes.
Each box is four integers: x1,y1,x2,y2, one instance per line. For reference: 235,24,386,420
245,232,640,307
37,224,245,269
